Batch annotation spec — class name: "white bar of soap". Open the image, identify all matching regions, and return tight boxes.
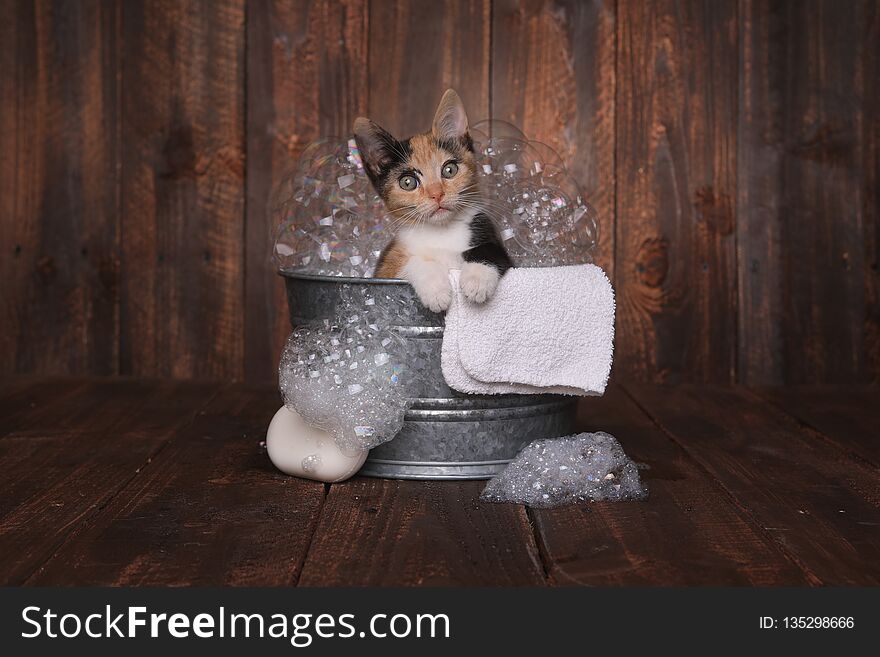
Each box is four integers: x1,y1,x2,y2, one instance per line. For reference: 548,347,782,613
266,406,368,483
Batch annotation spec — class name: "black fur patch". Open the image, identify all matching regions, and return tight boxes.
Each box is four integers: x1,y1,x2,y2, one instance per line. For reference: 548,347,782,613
376,137,412,194
358,133,413,195
463,213,513,275
436,134,474,155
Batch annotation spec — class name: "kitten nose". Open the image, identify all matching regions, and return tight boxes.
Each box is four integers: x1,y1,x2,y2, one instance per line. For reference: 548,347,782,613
426,184,444,203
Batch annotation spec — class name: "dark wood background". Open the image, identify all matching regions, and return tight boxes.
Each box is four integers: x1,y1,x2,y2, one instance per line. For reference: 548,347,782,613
1,0,877,385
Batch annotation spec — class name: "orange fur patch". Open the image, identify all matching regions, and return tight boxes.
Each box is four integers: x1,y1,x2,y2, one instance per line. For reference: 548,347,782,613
375,239,409,278
409,134,437,164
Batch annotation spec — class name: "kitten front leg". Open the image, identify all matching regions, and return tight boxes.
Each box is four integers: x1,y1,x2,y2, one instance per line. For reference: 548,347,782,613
460,233,511,304
460,262,500,303
402,257,452,313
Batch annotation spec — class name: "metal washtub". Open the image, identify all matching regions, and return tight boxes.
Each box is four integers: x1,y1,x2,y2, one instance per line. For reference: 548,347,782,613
281,270,577,479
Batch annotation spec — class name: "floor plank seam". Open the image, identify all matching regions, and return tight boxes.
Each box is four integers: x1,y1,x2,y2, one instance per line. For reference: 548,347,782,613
523,507,552,586
747,388,880,470
617,383,824,586
292,481,331,586
19,383,230,586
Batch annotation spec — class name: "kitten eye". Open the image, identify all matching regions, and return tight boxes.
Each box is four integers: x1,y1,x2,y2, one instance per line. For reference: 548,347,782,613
441,161,459,179
398,174,418,191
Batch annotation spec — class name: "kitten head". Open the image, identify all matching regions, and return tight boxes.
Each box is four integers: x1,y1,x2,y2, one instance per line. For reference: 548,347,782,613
353,89,479,227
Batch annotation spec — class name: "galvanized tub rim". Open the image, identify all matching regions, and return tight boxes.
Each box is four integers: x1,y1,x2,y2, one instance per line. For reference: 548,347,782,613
279,268,408,285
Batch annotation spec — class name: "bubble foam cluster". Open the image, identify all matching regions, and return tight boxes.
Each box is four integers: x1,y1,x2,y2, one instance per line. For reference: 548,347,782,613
272,138,388,277
272,120,599,276
481,432,648,508
278,284,412,454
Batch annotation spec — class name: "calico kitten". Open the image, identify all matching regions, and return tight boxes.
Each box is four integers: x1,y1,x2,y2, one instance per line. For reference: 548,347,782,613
353,89,512,312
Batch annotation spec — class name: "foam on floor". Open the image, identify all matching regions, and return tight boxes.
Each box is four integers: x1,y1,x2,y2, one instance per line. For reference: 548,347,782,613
481,432,647,508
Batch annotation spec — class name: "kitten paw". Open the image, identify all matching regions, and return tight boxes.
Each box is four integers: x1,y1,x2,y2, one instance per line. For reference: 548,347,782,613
460,263,500,304
414,277,452,313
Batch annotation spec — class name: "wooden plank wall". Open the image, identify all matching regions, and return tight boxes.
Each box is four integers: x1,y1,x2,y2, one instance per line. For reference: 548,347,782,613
1,0,878,384
120,0,246,380
737,0,880,384
0,0,120,375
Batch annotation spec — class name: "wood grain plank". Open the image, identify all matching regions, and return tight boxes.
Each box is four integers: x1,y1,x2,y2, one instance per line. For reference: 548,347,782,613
120,0,245,380
615,0,738,383
0,0,120,376
0,379,220,585
246,0,369,383
864,4,880,382
299,478,545,586
368,0,490,138
626,383,880,585
30,384,325,586
492,0,616,273
0,380,218,521
0,378,85,433
0,378,148,438
0,377,30,398
736,0,785,385
738,0,880,384
755,386,880,467
529,385,809,585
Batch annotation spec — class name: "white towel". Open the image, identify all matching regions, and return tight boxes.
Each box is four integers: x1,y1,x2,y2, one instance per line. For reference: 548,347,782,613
441,265,614,396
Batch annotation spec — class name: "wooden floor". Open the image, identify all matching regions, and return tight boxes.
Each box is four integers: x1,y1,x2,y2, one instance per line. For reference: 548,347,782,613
0,377,877,586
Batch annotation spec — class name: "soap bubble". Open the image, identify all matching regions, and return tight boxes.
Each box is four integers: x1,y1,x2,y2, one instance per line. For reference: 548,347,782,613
272,138,387,277
481,432,648,508
278,283,411,454
301,454,322,474
471,118,526,140
529,141,565,169
476,137,546,185
272,121,599,276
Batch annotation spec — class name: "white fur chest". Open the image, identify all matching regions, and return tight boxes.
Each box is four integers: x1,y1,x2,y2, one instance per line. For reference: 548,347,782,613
398,213,473,268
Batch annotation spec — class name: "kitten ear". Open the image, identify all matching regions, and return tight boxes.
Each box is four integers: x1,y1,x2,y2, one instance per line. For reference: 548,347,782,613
353,117,398,185
432,89,469,141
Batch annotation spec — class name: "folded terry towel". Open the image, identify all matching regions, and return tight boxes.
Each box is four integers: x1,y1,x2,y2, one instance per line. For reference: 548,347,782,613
441,265,614,396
